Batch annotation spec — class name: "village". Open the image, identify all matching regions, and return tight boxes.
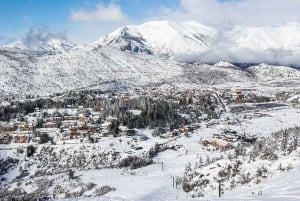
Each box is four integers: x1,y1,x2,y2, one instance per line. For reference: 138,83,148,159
0,86,300,200
0,87,274,151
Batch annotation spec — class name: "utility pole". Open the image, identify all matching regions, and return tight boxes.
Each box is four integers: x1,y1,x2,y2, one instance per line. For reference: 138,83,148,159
218,180,222,197
173,177,175,188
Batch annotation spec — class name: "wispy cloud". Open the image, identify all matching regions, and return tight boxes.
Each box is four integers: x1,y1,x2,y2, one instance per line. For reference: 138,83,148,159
164,0,300,27
23,25,67,50
69,3,127,22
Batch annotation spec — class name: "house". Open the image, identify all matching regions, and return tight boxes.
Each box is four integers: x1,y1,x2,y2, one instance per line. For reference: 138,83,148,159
106,116,118,122
19,124,33,132
64,116,78,121
14,135,29,143
78,125,89,135
69,127,81,138
42,122,57,129
208,139,232,151
87,125,96,133
61,120,77,128
119,126,135,136
0,134,10,144
79,117,89,124
13,122,26,128
200,138,232,151
0,123,16,134
52,117,62,124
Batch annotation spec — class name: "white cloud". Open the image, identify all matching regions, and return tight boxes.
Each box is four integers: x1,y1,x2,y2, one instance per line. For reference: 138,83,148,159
165,0,300,27
23,25,67,50
69,3,127,22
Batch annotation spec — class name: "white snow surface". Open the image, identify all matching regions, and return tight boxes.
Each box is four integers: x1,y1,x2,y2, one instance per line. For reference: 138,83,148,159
0,45,182,96
97,20,217,62
97,20,300,65
1,20,300,96
248,63,300,82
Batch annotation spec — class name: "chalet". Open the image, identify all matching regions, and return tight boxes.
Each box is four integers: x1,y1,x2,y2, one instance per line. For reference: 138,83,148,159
14,135,29,143
78,125,89,135
119,126,135,136
14,122,26,128
52,117,62,124
67,127,81,139
0,123,16,134
200,138,232,151
91,111,101,119
0,134,10,144
87,125,96,133
19,124,33,132
79,117,89,124
64,116,78,121
61,120,77,128
42,122,57,129
106,116,118,122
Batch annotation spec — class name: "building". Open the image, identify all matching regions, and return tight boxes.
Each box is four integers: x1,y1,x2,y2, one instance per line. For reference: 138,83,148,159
14,135,29,143
0,134,10,144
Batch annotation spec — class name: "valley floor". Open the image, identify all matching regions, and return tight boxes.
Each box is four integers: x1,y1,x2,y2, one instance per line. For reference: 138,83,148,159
2,105,299,200
68,107,300,201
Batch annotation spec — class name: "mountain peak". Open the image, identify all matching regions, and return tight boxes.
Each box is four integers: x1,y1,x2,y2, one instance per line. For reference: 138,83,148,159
214,61,237,68
96,20,217,62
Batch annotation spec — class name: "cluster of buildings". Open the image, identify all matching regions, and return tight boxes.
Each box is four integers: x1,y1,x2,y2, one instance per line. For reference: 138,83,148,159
199,129,257,151
0,106,137,145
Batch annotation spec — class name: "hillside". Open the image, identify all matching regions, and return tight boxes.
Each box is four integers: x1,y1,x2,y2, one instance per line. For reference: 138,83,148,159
1,20,300,97
96,20,217,62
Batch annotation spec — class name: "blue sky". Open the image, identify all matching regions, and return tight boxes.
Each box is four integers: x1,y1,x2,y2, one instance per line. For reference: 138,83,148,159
0,0,181,44
1,0,300,44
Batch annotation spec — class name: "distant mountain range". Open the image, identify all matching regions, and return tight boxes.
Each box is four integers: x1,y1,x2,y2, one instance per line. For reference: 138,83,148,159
1,20,300,96
96,20,300,65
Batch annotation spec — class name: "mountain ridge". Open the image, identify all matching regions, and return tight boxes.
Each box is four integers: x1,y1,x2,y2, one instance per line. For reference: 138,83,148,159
1,20,300,96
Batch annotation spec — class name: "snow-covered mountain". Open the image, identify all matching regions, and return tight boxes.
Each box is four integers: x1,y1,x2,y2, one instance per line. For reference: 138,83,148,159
248,63,300,82
0,44,182,96
1,20,300,96
97,21,300,65
3,38,74,54
97,20,217,62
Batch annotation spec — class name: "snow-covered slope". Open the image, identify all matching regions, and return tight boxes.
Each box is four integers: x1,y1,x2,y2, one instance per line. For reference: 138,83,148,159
214,61,238,68
97,20,217,62
1,20,300,96
97,21,300,65
3,38,74,54
248,63,300,82
0,45,182,96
